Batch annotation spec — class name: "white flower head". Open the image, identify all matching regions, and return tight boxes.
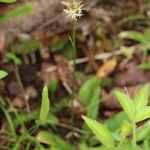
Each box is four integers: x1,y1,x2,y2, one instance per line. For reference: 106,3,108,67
62,0,84,20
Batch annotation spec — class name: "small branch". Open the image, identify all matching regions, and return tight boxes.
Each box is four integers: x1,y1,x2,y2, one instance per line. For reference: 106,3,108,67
62,81,73,95
14,64,30,112
42,50,123,73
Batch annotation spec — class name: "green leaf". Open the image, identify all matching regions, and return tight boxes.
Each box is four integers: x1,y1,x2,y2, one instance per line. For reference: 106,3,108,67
39,86,50,124
135,106,150,122
143,138,150,150
82,116,115,148
144,28,150,42
6,52,22,65
48,80,58,95
79,77,101,130
51,37,68,52
119,31,144,43
0,70,8,79
139,63,150,70
136,121,150,142
114,91,135,121
0,3,33,23
62,44,74,60
120,46,134,59
120,120,132,138
0,106,16,138
105,112,128,132
86,86,100,119
82,86,101,130
79,77,100,106
134,84,150,112
37,131,75,150
0,0,16,3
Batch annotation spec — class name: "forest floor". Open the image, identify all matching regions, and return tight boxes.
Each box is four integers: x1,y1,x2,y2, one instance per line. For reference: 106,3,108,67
0,0,150,149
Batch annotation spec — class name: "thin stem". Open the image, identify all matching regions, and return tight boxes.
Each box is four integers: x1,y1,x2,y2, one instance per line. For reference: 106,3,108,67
71,19,77,107
132,121,136,147
14,64,30,112
117,136,125,148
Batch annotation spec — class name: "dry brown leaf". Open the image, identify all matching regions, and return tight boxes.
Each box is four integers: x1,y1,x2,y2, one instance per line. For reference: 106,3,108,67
54,54,72,86
114,60,150,86
96,58,117,78
12,96,26,109
39,62,58,85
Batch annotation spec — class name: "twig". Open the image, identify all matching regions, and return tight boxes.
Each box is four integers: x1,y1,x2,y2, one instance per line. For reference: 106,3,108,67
42,50,123,73
14,64,30,112
62,81,73,95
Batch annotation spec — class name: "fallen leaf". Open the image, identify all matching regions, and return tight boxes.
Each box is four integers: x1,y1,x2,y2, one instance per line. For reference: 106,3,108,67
97,58,117,78
54,54,73,86
12,96,25,108
39,62,58,85
115,60,150,86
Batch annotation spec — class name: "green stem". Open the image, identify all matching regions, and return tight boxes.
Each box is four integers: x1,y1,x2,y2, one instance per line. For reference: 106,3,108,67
117,136,125,148
132,121,136,147
72,19,77,106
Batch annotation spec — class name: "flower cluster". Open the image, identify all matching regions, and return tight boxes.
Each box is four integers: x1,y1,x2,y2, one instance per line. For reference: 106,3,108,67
62,0,84,20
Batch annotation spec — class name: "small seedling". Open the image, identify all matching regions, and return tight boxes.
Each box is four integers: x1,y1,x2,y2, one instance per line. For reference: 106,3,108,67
38,85,50,125
83,84,150,149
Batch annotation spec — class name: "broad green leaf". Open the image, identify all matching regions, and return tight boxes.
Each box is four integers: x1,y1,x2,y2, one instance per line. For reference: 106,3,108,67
80,77,101,130
134,84,150,111
120,120,132,138
136,121,150,142
105,112,128,132
86,86,100,119
135,106,150,122
0,0,16,3
62,44,74,60
119,31,144,43
36,131,75,150
79,77,100,106
82,116,115,148
114,91,135,121
143,138,150,150
0,70,8,79
39,86,50,124
82,86,101,130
